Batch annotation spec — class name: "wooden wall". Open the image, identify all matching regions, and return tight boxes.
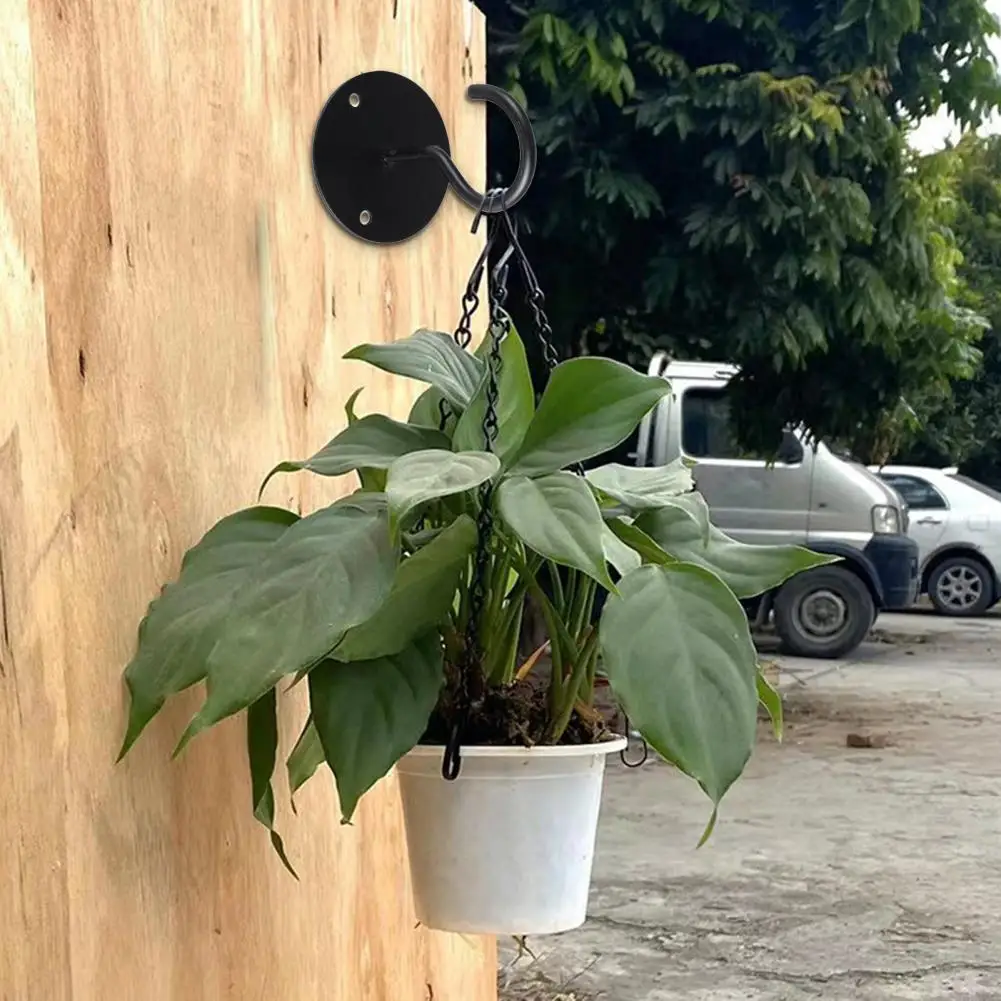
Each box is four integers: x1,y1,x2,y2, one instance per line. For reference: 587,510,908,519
0,1,495,998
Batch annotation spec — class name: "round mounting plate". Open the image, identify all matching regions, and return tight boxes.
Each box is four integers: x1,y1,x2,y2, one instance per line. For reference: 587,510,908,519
312,71,451,244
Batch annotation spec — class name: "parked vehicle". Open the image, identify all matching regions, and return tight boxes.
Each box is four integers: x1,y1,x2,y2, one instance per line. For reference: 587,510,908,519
871,465,1001,616
633,355,919,658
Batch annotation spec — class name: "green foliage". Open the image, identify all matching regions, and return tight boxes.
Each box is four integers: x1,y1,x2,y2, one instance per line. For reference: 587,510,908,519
636,504,839,598
478,0,1001,452
259,416,450,496
498,472,617,590
600,562,759,807
894,135,1001,485
309,634,445,823
247,689,297,876
118,323,827,863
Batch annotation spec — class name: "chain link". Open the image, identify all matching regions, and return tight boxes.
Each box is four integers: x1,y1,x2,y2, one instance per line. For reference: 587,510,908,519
499,212,560,373
442,201,508,781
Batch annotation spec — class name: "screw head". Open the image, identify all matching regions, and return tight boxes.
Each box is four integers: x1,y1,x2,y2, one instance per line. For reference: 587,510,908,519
348,92,361,108
359,210,372,226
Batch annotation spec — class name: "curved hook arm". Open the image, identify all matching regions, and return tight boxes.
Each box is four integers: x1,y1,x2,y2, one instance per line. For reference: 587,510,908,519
424,84,537,214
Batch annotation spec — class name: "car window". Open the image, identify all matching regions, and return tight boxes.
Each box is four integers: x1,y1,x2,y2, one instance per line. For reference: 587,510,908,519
681,387,802,462
880,474,948,510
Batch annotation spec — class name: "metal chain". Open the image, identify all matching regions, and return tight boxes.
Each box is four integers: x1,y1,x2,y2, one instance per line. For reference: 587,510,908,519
499,211,560,373
442,197,508,781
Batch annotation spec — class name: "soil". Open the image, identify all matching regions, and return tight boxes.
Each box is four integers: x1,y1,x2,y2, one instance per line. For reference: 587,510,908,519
422,677,613,747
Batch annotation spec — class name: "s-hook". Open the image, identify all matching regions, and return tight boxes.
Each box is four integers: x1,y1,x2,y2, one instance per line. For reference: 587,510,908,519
312,70,537,244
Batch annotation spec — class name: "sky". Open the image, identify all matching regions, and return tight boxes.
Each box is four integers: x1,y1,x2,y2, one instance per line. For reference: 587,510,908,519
909,0,1001,153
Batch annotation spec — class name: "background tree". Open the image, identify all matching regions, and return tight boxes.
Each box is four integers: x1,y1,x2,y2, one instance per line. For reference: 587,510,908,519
477,0,1001,456
895,134,1001,487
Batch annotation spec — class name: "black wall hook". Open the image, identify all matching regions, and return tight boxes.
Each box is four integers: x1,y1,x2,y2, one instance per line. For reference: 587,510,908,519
312,71,537,245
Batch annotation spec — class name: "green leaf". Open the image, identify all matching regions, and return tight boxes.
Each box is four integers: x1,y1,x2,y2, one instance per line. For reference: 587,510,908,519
385,449,500,523
259,416,449,495
345,389,389,491
599,562,759,807
497,473,616,590
602,523,642,576
636,505,837,598
309,633,444,822
345,329,483,410
454,321,535,460
586,459,694,510
409,386,456,435
333,514,477,661
345,387,364,423
287,716,326,808
247,689,297,877
646,491,712,545
757,667,783,741
176,499,398,749
606,517,675,566
118,506,299,758
506,357,670,477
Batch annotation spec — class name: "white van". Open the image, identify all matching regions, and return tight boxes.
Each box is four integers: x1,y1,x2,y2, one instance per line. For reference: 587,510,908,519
634,356,919,658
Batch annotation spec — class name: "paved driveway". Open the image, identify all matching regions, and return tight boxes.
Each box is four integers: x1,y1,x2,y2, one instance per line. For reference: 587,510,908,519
501,612,1001,1000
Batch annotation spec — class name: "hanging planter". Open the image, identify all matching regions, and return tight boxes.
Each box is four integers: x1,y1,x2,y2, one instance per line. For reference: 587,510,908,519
117,71,833,936
398,739,626,935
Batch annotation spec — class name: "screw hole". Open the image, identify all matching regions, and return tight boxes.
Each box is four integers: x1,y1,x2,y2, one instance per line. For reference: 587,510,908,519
348,93,361,108
359,210,372,226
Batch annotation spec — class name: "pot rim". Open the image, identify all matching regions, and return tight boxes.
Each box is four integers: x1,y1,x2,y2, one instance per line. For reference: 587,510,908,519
406,736,628,759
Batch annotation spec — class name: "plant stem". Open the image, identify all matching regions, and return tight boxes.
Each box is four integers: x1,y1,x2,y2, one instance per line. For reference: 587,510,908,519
583,639,599,706
547,562,565,611
568,573,596,642
549,625,601,742
489,580,529,683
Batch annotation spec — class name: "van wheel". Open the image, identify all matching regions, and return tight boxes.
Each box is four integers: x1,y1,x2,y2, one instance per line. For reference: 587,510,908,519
774,566,875,659
927,556,993,617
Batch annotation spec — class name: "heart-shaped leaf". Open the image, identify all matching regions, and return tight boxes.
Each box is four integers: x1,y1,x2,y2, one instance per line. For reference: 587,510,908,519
259,416,449,495
118,506,299,758
247,689,297,876
333,514,477,661
586,459,694,510
497,472,616,590
599,562,759,807
177,498,398,749
345,329,483,410
636,505,837,598
506,357,670,477
309,633,444,822
454,322,535,460
386,449,500,523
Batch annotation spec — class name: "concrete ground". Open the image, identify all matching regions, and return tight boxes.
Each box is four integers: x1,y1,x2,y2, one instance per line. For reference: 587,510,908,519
500,611,1001,1000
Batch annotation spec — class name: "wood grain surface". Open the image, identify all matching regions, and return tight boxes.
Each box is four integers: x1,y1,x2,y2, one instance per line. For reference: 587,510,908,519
0,1,495,997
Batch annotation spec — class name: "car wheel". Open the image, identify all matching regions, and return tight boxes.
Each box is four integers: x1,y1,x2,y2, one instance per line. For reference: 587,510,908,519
927,556,993,617
774,566,876,659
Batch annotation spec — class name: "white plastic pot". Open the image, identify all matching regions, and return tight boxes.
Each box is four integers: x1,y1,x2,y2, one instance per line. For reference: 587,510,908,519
396,737,627,935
